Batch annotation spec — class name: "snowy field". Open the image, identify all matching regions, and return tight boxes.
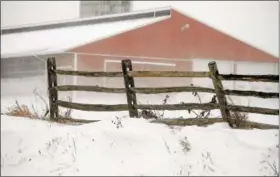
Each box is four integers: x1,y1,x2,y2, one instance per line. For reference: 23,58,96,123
1,74,279,176
1,115,279,176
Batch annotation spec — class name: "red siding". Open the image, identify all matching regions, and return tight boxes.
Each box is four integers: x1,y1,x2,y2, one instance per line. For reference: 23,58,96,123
69,9,277,63
77,54,104,71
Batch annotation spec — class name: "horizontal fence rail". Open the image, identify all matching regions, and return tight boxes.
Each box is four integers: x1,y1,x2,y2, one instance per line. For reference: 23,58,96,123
127,71,210,77
135,103,219,111
55,69,123,77
136,104,279,115
131,87,279,99
54,85,279,99
54,85,126,93
56,100,129,111
226,105,279,115
55,69,279,82
56,100,279,115
224,90,279,99
219,74,279,83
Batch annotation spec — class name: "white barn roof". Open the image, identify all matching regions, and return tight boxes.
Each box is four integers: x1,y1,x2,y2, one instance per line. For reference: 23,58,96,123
1,7,171,58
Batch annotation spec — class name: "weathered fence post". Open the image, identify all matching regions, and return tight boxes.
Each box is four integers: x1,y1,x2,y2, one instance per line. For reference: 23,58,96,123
122,59,139,118
47,57,59,119
208,61,235,127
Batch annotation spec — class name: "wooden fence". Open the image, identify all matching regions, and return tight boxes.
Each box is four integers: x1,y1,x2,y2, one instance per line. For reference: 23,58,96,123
47,57,279,128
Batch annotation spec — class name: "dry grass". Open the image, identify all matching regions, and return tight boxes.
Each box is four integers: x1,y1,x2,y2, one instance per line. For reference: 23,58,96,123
5,101,95,125
230,111,250,128
181,87,216,119
4,88,77,125
139,95,170,119
139,88,216,120
60,96,72,118
3,91,97,126
227,96,250,128
5,89,50,119
6,100,36,118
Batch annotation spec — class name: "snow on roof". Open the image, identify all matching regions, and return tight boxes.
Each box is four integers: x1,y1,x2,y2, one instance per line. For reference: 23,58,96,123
1,15,170,58
1,6,171,32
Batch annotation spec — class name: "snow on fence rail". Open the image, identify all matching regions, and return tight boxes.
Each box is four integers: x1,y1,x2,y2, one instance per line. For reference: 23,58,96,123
47,57,279,128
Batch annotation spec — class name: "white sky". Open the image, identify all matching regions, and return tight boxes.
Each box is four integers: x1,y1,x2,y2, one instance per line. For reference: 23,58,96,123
1,1,80,27
1,1,279,57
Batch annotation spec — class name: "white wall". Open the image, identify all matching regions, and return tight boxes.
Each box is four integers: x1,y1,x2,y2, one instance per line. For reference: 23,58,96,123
1,1,80,27
192,59,234,90
192,59,279,92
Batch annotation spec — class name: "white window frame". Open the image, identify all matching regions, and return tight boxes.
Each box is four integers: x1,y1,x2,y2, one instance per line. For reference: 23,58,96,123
103,59,176,87
56,65,73,85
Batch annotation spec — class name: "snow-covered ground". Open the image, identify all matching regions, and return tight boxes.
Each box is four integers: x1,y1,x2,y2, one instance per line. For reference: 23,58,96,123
1,74,279,176
1,115,279,176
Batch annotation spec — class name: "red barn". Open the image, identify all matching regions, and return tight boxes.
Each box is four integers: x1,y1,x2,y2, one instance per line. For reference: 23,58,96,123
1,7,278,97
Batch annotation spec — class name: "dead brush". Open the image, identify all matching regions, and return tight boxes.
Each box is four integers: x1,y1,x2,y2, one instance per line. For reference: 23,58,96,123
267,161,279,176
5,88,51,119
6,100,35,118
32,90,73,119
5,88,73,121
58,96,73,118
230,111,249,128
5,89,49,119
180,136,191,153
181,85,217,119
139,95,170,119
33,88,49,118
227,96,250,128
182,85,249,128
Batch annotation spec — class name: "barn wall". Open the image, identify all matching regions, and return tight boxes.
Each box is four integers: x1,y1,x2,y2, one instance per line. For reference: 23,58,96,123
1,53,74,100
68,9,277,104
191,59,279,111
70,10,277,63
73,53,193,98
1,56,46,97
191,59,279,92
